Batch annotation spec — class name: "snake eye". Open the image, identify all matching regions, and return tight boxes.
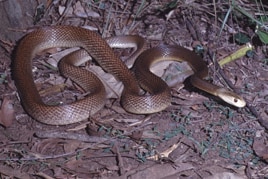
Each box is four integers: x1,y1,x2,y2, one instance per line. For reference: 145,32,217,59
234,98,238,103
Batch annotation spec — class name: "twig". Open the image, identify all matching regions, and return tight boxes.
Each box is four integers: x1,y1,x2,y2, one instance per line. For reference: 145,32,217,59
113,144,125,176
35,130,116,143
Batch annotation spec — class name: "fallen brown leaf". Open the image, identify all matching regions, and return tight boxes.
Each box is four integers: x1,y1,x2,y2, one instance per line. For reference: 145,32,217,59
0,97,15,127
253,137,268,162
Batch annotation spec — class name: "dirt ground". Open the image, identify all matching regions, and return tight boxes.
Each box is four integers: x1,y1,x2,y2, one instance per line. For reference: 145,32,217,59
0,0,268,178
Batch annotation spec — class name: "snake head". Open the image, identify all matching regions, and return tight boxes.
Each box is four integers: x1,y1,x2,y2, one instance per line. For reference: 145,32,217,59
216,88,246,108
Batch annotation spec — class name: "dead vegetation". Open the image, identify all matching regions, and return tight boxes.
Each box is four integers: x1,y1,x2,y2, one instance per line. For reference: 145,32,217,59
0,0,268,178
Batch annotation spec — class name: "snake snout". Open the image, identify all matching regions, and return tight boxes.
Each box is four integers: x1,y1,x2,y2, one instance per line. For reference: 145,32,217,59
217,88,246,108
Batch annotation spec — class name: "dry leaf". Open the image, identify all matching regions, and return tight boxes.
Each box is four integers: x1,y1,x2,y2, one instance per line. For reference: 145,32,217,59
126,162,194,179
63,140,82,153
39,83,66,97
74,1,87,18
205,172,246,179
48,47,80,68
31,138,64,154
58,4,73,16
0,165,31,179
130,130,143,140
74,1,100,18
58,5,65,15
159,61,193,87
90,65,123,98
0,98,15,127
253,137,268,162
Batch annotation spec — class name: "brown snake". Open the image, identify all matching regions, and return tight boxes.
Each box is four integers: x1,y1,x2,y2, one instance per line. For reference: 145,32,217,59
13,26,246,125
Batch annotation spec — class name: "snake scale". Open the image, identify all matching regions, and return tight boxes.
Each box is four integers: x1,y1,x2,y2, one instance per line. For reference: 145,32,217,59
13,26,246,125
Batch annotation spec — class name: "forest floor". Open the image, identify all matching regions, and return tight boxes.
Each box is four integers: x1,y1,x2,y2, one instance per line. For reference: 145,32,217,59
0,0,268,178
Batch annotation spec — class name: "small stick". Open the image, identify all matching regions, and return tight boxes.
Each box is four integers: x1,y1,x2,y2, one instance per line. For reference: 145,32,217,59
218,43,253,67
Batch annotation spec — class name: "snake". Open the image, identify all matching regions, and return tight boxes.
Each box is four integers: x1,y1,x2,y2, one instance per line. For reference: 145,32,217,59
13,25,246,125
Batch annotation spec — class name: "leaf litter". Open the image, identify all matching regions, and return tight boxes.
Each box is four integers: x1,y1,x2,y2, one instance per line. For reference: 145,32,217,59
0,0,267,178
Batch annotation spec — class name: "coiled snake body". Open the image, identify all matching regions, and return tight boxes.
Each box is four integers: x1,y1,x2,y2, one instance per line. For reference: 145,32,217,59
13,26,246,125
